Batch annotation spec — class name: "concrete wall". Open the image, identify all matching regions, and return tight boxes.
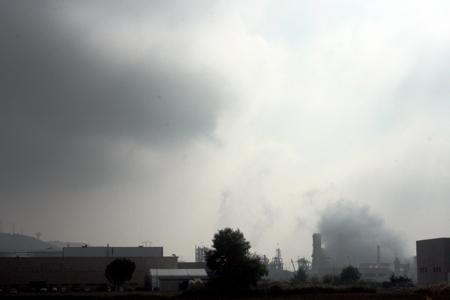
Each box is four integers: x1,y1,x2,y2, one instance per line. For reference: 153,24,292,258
63,247,163,257
0,256,177,290
417,238,450,286
178,262,207,269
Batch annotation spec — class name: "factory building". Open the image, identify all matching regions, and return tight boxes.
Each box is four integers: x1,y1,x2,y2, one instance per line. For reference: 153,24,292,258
416,238,450,286
63,245,163,257
0,246,207,292
194,246,209,263
311,233,327,271
149,269,208,291
311,233,413,283
0,245,164,258
0,256,175,291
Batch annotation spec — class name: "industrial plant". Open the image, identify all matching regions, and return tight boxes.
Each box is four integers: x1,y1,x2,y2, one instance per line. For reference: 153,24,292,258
0,242,207,292
195,233,417,284
1,232,449,292
308,233,415,283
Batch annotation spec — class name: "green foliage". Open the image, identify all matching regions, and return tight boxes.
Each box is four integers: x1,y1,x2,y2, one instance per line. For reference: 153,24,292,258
267,283,284,296
345,285,376,293
205,228,268,291
104,258,136,287
389,273,412,286
322,274,336,284
179,288,218,298
294,267,309,283
310,274,319,285
333,274,341,283
287,277,299,287
340,265,361,283
415,283,450,295
180,284,377,298
268,285,376,296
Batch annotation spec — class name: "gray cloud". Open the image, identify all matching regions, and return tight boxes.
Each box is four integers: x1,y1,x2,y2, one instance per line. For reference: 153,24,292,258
1,1,450,262
0,1,229,194
317,200,408,266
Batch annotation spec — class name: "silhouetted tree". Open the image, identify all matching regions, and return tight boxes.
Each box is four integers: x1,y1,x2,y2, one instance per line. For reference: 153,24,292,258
389,273,412,286
205,228,268,291
294,267,309,283
322,274,340,284
340,265,361,283
105,258,136,288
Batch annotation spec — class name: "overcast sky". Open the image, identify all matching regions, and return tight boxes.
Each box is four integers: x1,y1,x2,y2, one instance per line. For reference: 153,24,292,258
1,0,450,265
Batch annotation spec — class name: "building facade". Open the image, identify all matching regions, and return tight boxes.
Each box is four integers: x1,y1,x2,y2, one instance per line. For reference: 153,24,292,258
150,269,208,292
0,256,177,291
416,238,450,286
63,246,163,257
0,245,211,292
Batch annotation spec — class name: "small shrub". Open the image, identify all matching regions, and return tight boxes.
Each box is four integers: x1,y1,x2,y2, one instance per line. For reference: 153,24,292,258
345,285,376,293
322,274,334,284
178,288,217,298
310,275,319,285
415,283,450,295
188,278,205,290
414,286,431,294
267,283,284,296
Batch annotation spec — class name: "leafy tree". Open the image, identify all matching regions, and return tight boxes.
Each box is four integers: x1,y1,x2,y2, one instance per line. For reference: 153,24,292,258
399,275,412,286
322,274,340,284
340,265,361,283
322,274,333,284
105,258,136,287
287,277,299,287
294,267,309,283
389,273,395,284
310,274,319,285
205,228,268,291
389,274,412,286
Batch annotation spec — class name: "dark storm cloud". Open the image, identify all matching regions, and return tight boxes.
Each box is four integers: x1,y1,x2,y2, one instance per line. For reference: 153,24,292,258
0,1,228,193
317,200,408,266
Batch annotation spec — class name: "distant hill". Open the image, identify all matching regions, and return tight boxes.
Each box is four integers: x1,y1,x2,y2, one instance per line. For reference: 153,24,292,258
46,240,90,248
0,233,60,252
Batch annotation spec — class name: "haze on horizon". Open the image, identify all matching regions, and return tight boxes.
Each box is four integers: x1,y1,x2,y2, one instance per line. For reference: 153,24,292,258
1,0,450,264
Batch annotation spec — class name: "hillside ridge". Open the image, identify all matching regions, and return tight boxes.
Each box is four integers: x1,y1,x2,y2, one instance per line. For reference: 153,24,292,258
0,233,89,253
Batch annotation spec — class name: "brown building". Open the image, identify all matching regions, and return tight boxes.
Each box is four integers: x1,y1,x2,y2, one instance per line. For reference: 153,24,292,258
0,256,177,291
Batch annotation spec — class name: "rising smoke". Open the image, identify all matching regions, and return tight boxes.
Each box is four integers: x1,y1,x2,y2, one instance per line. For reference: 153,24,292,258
317,200,408,267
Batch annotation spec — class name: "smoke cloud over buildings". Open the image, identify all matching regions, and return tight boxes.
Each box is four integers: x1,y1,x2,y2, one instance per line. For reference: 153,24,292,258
1,1,450,261
317,200,409,267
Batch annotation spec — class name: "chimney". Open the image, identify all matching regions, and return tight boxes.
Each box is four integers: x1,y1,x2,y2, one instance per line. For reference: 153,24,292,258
377,245,380,268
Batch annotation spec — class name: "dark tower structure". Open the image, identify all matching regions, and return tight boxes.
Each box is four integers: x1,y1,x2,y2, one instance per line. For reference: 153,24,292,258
311,233,325,271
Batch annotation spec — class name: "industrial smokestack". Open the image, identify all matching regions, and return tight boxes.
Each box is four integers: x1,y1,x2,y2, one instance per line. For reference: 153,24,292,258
312,233,322,270
377,245,380,268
